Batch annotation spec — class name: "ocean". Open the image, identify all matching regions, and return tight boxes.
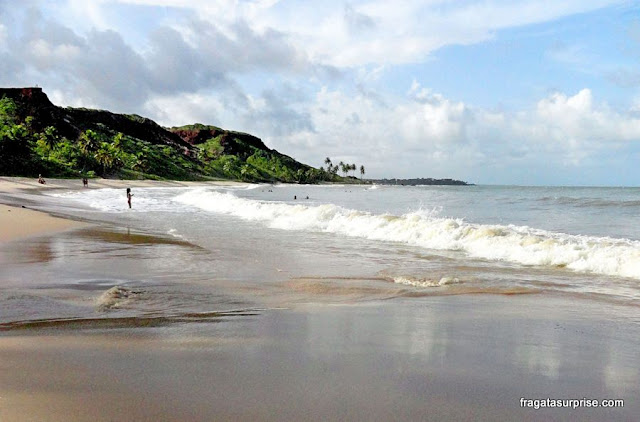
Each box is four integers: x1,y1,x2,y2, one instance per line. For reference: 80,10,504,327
2,183,638,326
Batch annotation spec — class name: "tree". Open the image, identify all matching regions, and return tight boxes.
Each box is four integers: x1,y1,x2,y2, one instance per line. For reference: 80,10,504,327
78,130,101,155
40,126,59,150
360,165,365,179
339,161,347,176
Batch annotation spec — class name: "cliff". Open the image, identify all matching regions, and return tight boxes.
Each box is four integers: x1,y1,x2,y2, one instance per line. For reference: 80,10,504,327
0,87,325,182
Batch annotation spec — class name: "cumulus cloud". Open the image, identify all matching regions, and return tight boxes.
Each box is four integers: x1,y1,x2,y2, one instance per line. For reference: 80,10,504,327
74,0,621,68
0,3,312,111
240,85,315,137
250,85,640,179
227,0,621,67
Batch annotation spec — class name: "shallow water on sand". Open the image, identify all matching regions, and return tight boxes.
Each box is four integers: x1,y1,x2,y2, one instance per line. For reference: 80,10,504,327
3,183,640,325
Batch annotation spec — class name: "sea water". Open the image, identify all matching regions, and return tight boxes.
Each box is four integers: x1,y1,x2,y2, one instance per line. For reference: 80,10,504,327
52,184,640,298
2,183,640,327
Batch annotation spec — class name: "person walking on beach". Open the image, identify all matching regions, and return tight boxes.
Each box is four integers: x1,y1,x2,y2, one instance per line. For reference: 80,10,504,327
82,177,88,187
126,188,133,209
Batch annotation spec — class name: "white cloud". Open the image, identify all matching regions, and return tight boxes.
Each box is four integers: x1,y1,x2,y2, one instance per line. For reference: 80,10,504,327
144,92,227,127
237,85,640,178
534,89,640,142
27,39,83,68
94,0,622,67
0,23,7,50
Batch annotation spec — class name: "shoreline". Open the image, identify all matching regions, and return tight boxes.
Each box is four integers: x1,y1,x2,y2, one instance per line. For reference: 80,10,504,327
0,176,251,243
0,176,251,194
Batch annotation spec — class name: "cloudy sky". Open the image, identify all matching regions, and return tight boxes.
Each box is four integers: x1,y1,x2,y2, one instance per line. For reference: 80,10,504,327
1,0,639,185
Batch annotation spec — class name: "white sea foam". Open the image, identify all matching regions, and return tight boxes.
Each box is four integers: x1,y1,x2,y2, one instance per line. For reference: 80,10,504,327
393,276,460,287
96,286,140,311
167,229,184,239
175,189,640,279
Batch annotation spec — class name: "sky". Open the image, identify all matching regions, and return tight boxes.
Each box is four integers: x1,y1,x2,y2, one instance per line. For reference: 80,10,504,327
1,0,639,185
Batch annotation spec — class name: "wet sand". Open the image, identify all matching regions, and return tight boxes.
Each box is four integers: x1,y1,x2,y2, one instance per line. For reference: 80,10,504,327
0,296,638,422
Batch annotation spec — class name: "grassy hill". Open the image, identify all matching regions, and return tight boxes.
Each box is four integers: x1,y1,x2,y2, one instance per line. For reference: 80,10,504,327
0,87,341,183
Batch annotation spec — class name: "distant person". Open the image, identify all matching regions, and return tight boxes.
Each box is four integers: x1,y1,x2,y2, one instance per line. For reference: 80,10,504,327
82,177,88,188
126,188,133,209
294,195,297,200
37,174,46,184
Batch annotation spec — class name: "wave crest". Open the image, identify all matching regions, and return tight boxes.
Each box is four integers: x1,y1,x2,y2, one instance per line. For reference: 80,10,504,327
175,189,640,279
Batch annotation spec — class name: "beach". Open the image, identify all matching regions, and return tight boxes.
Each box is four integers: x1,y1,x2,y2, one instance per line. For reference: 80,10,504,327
1,177,639,421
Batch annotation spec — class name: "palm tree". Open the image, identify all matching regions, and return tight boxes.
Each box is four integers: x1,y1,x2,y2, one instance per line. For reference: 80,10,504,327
360,165,365,179
94,143,115,175
41,126,59,150
78,130,100,155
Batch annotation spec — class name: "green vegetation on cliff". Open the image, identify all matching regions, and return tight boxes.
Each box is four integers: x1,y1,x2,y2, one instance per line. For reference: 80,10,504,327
0,88,343,183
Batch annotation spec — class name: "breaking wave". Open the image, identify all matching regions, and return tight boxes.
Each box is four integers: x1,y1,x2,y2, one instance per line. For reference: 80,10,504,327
96,286,141,311
175,189,640,280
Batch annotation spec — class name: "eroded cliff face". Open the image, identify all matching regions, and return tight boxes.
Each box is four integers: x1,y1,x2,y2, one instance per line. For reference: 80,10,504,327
0,88,53,109
171,127,225,145
169,126,276,159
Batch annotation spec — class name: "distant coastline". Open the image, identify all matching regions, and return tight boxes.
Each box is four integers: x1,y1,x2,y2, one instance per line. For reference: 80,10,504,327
369,177,472,186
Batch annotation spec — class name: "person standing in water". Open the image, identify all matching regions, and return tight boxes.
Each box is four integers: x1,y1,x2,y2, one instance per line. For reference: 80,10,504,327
126,188,133,209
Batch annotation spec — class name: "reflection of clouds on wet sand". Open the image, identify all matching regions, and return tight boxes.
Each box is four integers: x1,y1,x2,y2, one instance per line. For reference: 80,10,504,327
605,336,640,397
515,341,561,380
0,295,638,421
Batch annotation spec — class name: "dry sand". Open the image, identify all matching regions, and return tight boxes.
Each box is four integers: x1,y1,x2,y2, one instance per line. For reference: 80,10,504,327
0,205,87,243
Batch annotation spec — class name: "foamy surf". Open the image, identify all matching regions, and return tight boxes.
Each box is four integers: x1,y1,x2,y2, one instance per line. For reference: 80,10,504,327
96,286,141,311
393,276,461,288
175,189,640,280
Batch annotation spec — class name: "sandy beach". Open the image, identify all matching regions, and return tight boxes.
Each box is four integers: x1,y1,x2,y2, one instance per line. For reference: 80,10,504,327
1,177,638,421
0,296,637,422
0,176,248,193
0,205,88,243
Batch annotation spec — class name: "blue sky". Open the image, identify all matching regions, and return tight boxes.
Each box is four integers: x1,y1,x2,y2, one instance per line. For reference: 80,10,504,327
1,0,639,185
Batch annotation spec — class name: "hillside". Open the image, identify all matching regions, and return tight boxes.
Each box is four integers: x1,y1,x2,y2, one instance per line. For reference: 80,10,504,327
0,87,335,183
